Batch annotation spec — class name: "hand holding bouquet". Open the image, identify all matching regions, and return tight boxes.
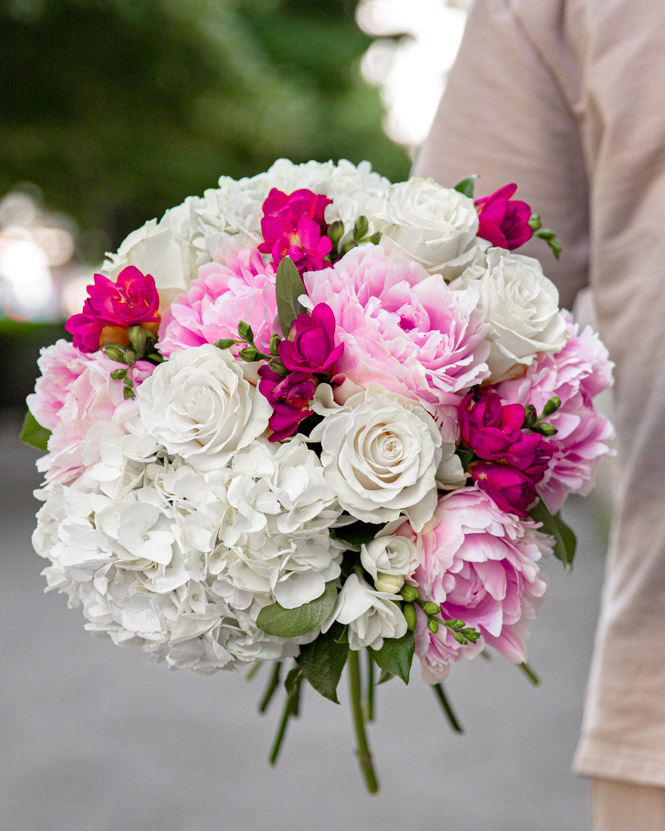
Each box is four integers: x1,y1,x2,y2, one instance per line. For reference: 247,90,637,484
23,161,613,792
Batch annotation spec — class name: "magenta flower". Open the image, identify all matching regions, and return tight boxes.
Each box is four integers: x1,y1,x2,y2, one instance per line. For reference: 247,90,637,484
475,183,533,250
66,266,161,352
469,461,538,517
257,366,317,441
258,188,333,274
279,303,344,374
400,488,551,682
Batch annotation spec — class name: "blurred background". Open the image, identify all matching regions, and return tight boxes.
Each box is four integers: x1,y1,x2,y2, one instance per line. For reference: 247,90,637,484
1,2,610,829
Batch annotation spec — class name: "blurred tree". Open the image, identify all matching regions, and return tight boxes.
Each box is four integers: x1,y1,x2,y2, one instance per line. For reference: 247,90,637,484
0,0,409,254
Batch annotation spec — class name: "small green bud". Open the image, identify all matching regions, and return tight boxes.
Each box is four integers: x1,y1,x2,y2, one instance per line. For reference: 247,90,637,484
403,603,417,631
353,215,369,240
537,422,558,436
528,213,542,231
523,404,538,427
268,357,287,375
122,377,135,400
124,351,136,367
103,345,126,363
340,238,358,256
374,572,404,594
269,333,282,355
215,338,240,350
237,320,252,341
542,396,561,417
328,220,345,247
400,585,419,603
368,231,382,245
111,368,127,380
421,601,441,616
427,619,439,634
238,346,259,362
128,324,147,355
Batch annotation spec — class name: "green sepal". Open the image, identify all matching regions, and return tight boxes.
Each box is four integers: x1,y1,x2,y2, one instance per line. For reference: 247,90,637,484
296,622,349,704
529,498,577,567
453,175,478,199
275,256,306,338
257,581,337,638
369,630,415,685
20,410,51,451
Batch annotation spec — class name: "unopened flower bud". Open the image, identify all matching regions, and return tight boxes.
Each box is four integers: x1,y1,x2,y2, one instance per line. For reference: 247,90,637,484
269,333,282,355
537,422,558,436
103,346,126,363
421,601,441,616
542,396,561,417
403,603,417,631
374,572,404,594
427,619,439,634
128,324,147,355
400,585,419,603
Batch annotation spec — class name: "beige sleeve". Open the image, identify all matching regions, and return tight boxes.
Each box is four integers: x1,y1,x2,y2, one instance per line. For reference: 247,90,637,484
412,0,589,310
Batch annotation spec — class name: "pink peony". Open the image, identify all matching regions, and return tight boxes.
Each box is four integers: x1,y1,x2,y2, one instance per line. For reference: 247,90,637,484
279,303,344,374
258,188,333,274
65,266,160,352
401,487,551,683
475,183,533,251
495,314,614,513
257,366,317,441
158,248,279,358
304,246,490,441
37,352,154,485
27,339,90,431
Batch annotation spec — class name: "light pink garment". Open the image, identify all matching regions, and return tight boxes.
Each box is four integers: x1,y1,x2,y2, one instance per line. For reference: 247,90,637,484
414,0,665,789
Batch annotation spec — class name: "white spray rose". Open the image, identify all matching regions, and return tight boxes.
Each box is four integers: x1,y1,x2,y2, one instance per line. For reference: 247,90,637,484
137,344,270,470
323,573,407,650
310,389,442,532
360,531,420,594
379,178,479,278
460,248,568,380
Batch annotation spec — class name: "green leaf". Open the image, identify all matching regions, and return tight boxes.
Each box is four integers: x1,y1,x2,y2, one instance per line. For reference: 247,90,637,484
529,498,577,567
370,630,415,685
275,256,306,338
257,581,338,638
453,175,478,199
20,410,51,452
296,623,349,703
329,520,384,547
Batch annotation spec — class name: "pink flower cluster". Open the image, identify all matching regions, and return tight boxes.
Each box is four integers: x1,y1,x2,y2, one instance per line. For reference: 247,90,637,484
474,184,533,251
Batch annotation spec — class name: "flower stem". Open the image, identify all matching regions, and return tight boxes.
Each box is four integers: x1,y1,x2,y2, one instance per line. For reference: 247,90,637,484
364,649,375,723
432,683,464,733
258,661,282,714
347,649,379,794
268,695,292,766
518,661,541,686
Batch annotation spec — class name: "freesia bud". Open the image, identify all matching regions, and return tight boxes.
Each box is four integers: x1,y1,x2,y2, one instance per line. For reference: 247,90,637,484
374,572,404,594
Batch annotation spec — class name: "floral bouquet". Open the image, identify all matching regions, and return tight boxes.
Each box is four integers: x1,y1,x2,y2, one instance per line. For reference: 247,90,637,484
23,160,613,793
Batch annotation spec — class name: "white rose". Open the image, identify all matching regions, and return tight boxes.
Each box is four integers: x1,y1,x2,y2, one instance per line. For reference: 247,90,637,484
310,389,442,531
461,248,568,381
360,531,419,594
323,573,407,650
137,344,270,470
379,178,479,278
103,200,199,295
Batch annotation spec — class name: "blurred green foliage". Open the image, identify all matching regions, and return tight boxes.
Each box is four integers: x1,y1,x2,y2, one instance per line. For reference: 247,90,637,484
1,0,409,253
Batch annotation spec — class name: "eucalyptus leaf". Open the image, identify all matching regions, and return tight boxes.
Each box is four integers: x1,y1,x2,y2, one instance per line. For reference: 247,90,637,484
370,631,415,685
275,256,306,337
257,581,337,638
20,410,51,452
453,175,478,199
296,623,349,703
529,498,577,567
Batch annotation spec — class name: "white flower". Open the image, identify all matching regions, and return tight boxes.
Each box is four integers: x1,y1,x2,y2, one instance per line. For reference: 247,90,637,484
323,573,407,650
457,248,568,380
137,344,270,470
103,199,201,295
310,389,442,531
360,529,420,593
379,178,479,278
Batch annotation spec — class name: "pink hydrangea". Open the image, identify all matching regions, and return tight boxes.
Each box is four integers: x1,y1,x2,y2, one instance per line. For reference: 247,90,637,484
495,314,614,513
27,339,90,431
158,248,279,358
304,246,490,441
400,487,551,683
37,352,154,485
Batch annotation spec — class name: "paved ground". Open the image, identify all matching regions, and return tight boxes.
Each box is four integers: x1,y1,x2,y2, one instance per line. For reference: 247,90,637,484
0,407,610,831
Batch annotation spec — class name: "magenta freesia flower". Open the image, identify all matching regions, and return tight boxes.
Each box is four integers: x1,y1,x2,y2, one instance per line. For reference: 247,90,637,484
495,313,614,512
475,183,533,250
258,188,333,273
158,249,279,358
400,487,551,683
469,461,538,517
305,245,490,441
279,304,344,374
66,266,161,352
257,366,317,441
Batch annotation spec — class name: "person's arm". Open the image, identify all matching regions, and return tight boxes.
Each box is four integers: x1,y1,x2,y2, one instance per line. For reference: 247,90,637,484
413,0,589,309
